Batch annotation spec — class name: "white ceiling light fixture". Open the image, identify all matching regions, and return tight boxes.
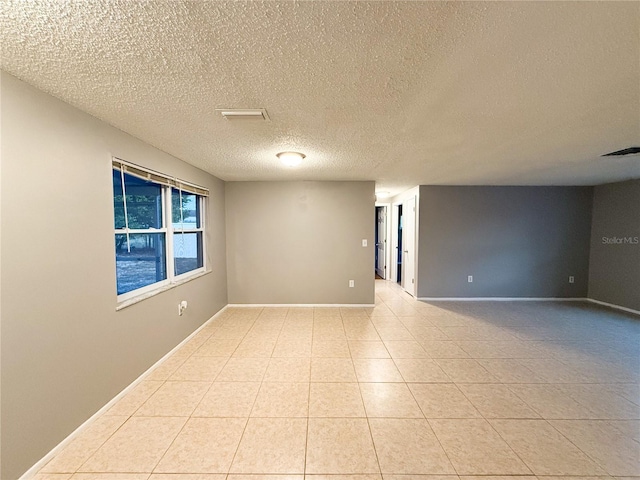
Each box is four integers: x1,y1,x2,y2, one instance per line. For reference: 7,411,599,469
277,151,306,167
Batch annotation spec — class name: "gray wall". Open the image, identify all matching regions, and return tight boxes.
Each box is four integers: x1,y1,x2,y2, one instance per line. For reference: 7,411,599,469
417,186,593,298
588,179,640,311
226,181,375,304
0,72,228,479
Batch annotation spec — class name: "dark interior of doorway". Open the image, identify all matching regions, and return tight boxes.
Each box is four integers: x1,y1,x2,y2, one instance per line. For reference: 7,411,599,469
375,206,383,279
397,204,403,283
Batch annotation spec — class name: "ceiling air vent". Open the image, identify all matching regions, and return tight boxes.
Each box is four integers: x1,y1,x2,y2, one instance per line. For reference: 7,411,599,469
216,108,270,121
602,147,640,156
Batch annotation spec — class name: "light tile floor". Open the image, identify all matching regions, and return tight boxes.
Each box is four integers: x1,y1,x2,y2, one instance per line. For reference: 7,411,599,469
35,280,640,480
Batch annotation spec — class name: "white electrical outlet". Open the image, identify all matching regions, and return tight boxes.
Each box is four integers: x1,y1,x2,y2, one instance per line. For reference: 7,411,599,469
569,276,575,284
362,239,368,247
349,280,355,288
178,300,188,316
468,275,473,283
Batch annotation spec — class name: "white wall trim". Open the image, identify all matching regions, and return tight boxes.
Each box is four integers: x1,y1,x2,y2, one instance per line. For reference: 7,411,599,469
587,298,640,316
18,305,230,480
417,297,588,302
227,303,376,308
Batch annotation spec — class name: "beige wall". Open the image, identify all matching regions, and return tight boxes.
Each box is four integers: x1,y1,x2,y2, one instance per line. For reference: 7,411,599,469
417,186,593,298
0,72,228,479
588,179,640,311
226,181,375,305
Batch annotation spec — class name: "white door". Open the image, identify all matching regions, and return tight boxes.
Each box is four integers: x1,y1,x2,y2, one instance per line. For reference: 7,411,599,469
375,206,386,278
402,196,416,296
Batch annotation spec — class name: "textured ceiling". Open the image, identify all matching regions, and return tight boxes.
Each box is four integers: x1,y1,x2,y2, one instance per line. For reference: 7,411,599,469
1,1,639,194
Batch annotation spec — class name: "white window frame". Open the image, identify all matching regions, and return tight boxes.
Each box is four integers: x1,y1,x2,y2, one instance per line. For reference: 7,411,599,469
113,159,208,305
167,189,207,282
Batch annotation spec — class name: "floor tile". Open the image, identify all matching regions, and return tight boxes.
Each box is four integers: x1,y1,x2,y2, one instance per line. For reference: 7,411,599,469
216,358,269,382
193,337,241,356
105,381,164,416
434,359,498,383
192,382,260,417
409,383,481,418
79,417,186,473
344,325,381,341
360,383,423,418
312,340,351,357
550,420,640,476
264,357,311,382
383,341,428,358
41,416,129,473
477,359,543,383
489,419,608,475
305,476,381,480
418,341,469,358
393,359,451,383
227,476,303,480
608,419,640,442
155,417,246,473
508,384,596,419
72,475,150,480
561,384,640,419
348,341,390,358
230,418,307,474
145,356,189,381
375,327,414,341
251,382,309,417
457,384,539,418
429,418,531,475
383,476,458,480
33,474,74,480
311,358,358,382
38,286,640,479
368,418,455,474
309,383,365,417
353,359,403,382
33,475,74,480
233,338,277,358
306,418,379,474
135,381,210,417
168,356,227,382
272,339,312,357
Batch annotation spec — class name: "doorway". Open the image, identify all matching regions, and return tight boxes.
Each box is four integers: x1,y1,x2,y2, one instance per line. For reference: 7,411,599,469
375,206,387,279
396,204,403,284
401,196,416,295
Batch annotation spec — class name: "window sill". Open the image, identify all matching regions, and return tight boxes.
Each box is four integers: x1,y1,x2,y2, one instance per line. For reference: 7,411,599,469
116,269,212,311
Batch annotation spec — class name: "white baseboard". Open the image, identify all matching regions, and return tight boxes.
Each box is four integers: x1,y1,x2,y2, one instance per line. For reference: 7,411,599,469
417,297,588,302
227,303,376,308
19,305,229,480
587,298,640,316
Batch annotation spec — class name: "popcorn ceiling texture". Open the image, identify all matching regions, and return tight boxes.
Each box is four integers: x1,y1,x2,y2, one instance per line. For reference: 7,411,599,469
1,1,639,192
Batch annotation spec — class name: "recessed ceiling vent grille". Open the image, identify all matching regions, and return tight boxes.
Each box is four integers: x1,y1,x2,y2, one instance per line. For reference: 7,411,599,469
602,147,640,156
216,108,269,121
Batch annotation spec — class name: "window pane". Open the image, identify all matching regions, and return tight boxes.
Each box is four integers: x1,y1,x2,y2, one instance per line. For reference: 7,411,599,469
115,233,166,295
113,170,163,229
173,232,203,276
172,189,200,229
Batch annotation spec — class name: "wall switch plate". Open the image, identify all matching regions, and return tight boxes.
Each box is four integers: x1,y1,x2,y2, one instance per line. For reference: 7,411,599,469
468,275,473,283
349,280,355,288
362,239,367,247
569,276,575,284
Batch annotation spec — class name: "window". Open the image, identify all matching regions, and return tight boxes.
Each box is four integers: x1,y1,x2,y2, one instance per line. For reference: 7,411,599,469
113,159,208,301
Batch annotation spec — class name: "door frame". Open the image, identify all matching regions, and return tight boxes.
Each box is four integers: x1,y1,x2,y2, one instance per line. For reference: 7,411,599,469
389,187,419,296
374,202,391,280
